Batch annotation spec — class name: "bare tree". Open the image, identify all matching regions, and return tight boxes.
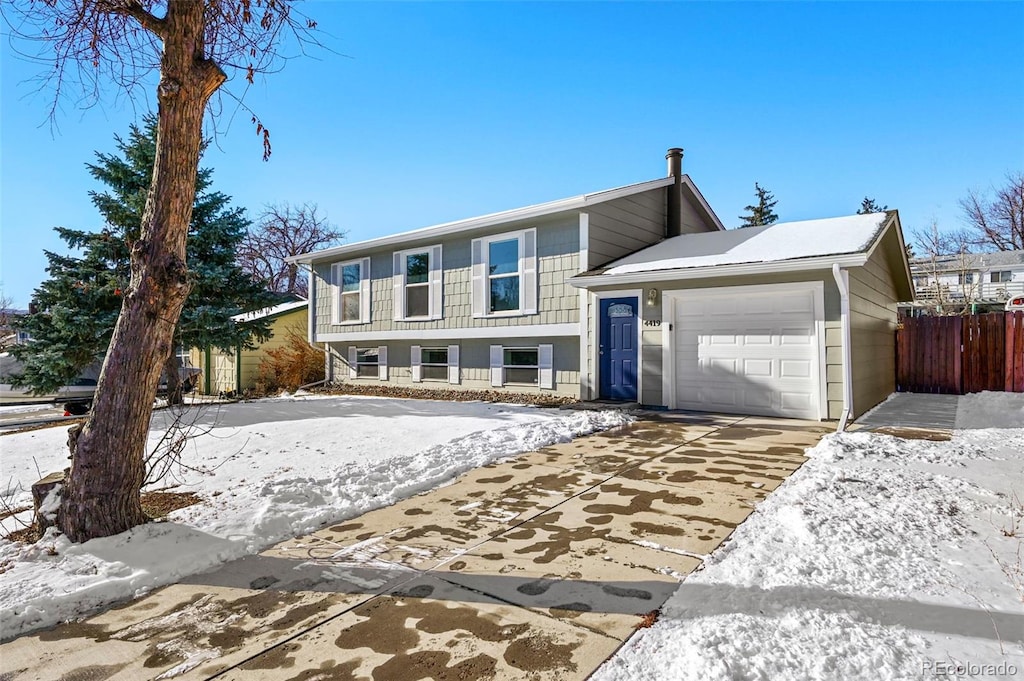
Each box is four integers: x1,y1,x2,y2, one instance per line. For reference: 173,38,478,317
960,172,1024,252
239,202,345,297
912,221,976,314
4,1,320,542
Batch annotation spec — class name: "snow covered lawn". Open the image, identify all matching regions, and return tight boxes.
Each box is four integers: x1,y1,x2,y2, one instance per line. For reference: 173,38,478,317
0,394,629,640
597,392,1024,681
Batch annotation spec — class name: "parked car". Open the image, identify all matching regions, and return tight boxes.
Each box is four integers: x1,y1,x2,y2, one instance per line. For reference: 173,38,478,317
1006,295,1024,311
0,352,200,413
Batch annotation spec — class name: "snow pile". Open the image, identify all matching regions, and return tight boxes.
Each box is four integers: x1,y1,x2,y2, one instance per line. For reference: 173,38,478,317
598,414,1024,680
0,396,631,640
956,391,1024,429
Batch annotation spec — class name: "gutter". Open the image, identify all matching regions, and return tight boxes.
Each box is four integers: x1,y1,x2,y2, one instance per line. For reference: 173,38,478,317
832,263,853,432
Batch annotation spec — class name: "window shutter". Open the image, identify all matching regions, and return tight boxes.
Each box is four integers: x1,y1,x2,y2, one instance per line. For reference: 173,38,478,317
539,344,554,390
392,252,405,321
447,344,460,384
489,345,503,387
347,346,357,379
521,229,538,315
471,239,486,318
430,245,444,320
378,345,388,381
331,263,342,325
360,257,372,323
410,345,422,383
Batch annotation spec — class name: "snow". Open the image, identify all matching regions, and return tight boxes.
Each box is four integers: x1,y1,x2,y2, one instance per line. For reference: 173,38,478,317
230,299,307,323
603,212,888,275
0,394,631,640
596,392,1024,681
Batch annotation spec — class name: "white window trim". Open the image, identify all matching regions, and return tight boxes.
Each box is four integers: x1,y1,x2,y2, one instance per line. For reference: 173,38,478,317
332,257,371,326
472,228,537,318
349,345,388,380
393,245,443,321
489,344,554,390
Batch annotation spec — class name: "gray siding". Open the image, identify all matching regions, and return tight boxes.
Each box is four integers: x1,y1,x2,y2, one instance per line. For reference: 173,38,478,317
848,232,901,419
326,337,580,397
585,271,843,417
587,186,719,269
312,215,581,339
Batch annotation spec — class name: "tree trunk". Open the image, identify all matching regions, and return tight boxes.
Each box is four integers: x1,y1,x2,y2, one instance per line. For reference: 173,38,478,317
163,350,184,406
57,0,226,543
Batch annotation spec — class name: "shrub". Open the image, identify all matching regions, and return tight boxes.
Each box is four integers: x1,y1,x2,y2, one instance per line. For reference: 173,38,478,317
253,329,324,394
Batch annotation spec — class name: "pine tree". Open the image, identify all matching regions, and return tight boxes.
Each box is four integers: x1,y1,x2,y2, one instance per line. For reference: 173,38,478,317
738,183,779,227
857,197,888,214
13,116,276,399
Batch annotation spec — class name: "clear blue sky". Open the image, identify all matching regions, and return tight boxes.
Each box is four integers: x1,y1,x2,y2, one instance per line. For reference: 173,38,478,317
2,1,1023,309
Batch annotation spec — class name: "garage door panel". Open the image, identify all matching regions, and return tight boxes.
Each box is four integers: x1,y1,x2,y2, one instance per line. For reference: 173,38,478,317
671,287,820,419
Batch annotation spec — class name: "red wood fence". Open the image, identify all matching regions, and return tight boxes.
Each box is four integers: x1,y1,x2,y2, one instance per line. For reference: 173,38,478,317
897,311,1024,394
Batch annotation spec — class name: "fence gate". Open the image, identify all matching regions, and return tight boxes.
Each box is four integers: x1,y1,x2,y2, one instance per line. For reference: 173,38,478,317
897,311,1024,394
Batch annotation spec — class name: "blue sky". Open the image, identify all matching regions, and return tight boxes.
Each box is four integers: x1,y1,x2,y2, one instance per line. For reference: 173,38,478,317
2,1,1023,308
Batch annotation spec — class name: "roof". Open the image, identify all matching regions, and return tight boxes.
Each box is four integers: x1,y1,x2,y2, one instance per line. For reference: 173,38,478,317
231,299,307,323
576,213,889,279
909,249,1024,273
288,174,724,264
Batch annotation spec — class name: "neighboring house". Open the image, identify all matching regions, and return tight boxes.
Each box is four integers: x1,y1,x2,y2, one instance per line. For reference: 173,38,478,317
290,149,912,424
192,300,309,395
0,308,30,349
902,250,1024,315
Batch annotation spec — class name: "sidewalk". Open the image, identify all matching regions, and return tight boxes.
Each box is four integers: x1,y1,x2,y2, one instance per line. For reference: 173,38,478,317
0,413,831,680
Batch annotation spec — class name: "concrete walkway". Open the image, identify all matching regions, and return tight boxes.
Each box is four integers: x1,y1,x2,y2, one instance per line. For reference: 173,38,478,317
0,413,831,681
853,393,961,431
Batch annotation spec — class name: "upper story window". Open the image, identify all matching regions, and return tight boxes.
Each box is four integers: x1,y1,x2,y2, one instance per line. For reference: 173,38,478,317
471,229,538,318
991,270,1013,283
331,257,371,325
393,246,443,321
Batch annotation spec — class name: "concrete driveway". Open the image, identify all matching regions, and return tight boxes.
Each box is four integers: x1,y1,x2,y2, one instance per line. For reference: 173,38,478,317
0,412,831,680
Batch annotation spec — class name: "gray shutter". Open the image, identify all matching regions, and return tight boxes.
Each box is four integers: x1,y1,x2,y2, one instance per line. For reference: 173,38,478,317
360,257,372,323
393,252,405,321
331,263,342,325
377,345,388,381
347,346,357,379
538,344,554,390
447,344,460,384
430,245,443,320
411,345,422,382
471,239,486,318
489,345,503,387
521,229,538,315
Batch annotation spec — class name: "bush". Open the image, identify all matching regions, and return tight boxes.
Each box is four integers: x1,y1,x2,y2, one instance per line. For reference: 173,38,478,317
253,330,324,394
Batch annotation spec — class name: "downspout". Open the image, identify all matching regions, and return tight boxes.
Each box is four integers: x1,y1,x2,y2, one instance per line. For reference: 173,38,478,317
832,264,853,431
298,260,332,389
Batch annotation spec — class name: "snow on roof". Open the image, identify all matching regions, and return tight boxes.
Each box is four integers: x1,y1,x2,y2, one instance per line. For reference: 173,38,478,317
909,249,1024,273
601,212,889,276
231,299,307,323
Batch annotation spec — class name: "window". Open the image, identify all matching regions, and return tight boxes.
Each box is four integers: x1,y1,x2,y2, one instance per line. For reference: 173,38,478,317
489,344,554,389
504,348,539,385
958,272,976,285
991,271,1013,283
392,246,443,320
348,346,388,380
332,258,371,325
411,345,459,384
471,229,537,317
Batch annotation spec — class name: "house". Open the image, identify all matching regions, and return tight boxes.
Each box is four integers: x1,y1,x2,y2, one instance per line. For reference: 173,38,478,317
902,250,1024,315
192,300,309,395
290,149,913,426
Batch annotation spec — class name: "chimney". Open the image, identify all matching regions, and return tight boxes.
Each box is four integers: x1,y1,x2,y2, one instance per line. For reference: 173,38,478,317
666,148,684,237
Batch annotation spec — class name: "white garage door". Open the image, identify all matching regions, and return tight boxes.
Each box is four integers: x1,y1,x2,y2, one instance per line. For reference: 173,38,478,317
670,285,822,419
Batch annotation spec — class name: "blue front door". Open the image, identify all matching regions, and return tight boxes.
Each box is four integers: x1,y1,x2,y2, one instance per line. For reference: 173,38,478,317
599,297,638,401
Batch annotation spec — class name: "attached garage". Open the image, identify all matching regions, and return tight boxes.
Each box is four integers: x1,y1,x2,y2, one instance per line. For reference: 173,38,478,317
666,283,824,419
572,212,914,425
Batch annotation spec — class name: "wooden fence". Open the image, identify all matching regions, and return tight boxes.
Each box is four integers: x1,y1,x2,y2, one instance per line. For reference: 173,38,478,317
897,311,1024,394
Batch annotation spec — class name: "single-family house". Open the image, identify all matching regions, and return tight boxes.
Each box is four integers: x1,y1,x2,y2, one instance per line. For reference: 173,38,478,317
290,149,913,426
192,300,309,395
902,249,1024,315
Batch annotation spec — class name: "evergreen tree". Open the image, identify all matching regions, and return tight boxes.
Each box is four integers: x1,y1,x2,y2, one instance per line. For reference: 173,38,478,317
13,116,276,398
857,197,888,214
738,183,779,227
